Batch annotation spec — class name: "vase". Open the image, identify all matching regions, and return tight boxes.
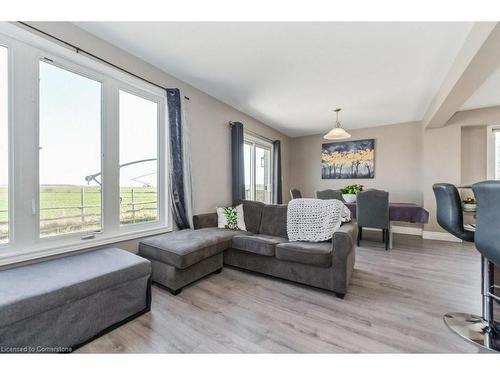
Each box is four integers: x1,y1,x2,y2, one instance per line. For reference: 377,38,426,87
342,194,357,203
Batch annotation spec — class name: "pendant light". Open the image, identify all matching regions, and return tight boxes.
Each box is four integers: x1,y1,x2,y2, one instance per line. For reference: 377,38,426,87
323,108,351,140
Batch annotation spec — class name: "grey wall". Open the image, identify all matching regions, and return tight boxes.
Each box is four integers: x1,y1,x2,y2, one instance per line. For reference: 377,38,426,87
422,109,494,232
461,125,487,186
289,121,423,204
290,115,493,234
422,124,462,231
460,126,487,226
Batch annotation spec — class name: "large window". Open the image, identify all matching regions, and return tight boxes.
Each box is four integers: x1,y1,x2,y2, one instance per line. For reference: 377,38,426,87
39,61,102,237
0,46,8,243
244,134,273,204
0,28,169,263
119,90,158,225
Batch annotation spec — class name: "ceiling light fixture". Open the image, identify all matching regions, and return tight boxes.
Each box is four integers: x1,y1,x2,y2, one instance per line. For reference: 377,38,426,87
323,108,351,140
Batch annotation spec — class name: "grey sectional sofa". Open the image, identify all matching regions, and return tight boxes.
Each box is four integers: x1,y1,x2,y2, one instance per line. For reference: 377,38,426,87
141,200,357,298
198,200,357,298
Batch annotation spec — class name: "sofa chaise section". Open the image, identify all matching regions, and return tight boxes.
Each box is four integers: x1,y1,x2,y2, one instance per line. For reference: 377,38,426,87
139,227,250,294
0,248,151,353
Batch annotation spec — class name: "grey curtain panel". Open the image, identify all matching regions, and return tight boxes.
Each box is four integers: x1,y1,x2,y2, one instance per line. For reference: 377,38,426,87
273,140,283,204
167,88,192,229
231,122,245,204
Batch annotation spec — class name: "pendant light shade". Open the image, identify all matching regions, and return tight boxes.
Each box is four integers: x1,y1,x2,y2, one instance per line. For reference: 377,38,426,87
323,108,351,140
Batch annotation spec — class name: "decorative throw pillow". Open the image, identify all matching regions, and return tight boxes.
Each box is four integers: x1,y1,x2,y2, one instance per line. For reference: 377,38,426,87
217,204,247,231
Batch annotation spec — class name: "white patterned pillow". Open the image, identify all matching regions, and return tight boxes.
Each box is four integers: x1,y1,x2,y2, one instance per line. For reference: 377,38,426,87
217,204,247,231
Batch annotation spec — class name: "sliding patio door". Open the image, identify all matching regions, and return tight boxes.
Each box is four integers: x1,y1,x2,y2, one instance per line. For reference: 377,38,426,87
244,135,272,204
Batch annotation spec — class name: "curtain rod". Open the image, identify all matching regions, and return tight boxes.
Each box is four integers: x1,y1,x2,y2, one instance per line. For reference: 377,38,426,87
17,22,190,101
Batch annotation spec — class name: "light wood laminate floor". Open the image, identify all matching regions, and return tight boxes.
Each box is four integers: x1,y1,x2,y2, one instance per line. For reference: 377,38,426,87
77,232,485,353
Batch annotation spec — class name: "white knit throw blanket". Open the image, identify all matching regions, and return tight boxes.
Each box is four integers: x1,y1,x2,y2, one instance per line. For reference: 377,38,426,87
287,198,351,242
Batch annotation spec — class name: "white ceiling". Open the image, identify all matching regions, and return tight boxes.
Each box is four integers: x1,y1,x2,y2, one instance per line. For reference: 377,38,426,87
460,65,500,111
76,22,473,137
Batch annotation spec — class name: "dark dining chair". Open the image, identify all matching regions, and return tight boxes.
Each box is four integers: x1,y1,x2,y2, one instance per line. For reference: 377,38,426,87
290,188,302,200
356,189,390,250
433,182,499,352
316,189,343,201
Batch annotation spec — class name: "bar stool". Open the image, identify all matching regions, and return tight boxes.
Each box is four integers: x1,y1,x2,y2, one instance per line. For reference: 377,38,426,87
433,182,499,352
470,181,500,351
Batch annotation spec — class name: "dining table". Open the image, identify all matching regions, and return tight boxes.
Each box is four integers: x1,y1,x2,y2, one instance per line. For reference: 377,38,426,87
344,202,429,248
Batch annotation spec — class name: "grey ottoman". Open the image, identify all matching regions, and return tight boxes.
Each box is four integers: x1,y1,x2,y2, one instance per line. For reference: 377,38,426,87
0,248,151,352
139,227,249,294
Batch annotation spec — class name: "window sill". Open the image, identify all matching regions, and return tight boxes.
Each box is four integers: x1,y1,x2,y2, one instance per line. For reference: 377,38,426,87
0,225,172,268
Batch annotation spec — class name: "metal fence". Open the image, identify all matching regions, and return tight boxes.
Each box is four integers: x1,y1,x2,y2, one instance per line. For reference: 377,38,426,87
0,187,158,239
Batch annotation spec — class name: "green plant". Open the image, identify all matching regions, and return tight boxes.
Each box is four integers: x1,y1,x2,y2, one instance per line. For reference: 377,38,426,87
340,184,364,195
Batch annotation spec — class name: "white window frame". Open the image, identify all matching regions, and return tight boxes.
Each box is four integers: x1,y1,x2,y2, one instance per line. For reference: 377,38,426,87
117,84,166,231
36,56,106,242
244,140,255,201
0,42,13,247
0,25,171,266
486,125,500,180
243,133,273,204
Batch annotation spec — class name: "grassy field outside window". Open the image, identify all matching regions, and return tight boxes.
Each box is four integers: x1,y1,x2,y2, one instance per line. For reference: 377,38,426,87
0,185,158,241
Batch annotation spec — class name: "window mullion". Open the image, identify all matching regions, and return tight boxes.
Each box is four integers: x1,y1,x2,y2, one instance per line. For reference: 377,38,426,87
102,81,120,235
158,99,167,226
11,44,39,248
252,143,256,201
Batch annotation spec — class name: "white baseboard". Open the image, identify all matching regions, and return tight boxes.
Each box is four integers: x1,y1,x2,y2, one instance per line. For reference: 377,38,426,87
364,226,462,242
364,226,422,236
392,225,423,236
422,231,463,242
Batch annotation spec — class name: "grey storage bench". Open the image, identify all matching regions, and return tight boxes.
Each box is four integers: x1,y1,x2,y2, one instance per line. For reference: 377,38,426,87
0,248,151,353
139,227,248,295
